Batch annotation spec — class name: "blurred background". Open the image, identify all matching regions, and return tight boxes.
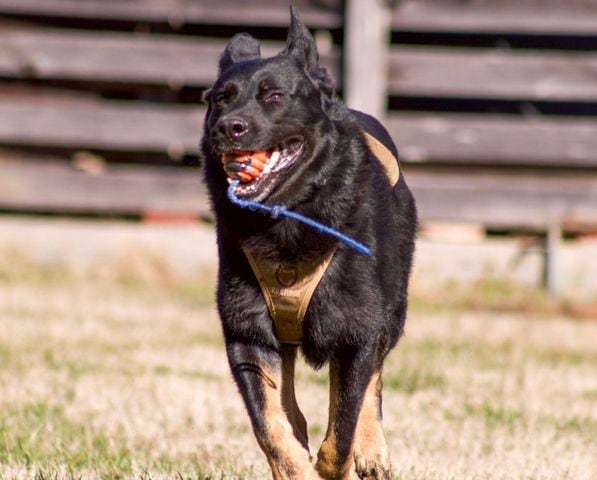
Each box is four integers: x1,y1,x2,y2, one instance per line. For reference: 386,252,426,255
0,0,596,302
0,1,596,478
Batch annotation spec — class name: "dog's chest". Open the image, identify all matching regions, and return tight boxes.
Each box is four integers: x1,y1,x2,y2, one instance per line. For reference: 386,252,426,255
242,245,336,344
239,131,400,345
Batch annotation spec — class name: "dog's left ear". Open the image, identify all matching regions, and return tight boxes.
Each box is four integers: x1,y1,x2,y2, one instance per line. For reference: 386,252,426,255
283,6,319,73
283,6,335,103
219,33,262,73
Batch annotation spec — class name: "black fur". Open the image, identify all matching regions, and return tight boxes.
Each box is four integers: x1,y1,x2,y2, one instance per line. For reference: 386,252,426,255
201,7,416,478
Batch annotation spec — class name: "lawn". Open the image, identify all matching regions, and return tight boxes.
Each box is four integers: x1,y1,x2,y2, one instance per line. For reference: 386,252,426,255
0,247,595,479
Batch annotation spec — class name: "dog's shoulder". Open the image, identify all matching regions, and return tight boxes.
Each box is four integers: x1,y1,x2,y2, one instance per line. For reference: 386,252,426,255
348,109,399,161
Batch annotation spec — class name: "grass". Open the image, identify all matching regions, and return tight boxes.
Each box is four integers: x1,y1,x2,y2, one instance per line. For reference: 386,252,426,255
410,276,597,319
0,249,596,479
0,402,133,475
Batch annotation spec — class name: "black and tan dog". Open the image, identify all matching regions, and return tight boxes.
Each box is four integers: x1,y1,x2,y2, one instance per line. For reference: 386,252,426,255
201,7,416,479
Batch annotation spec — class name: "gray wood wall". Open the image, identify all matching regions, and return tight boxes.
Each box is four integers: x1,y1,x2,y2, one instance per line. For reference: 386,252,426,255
0,0,596,238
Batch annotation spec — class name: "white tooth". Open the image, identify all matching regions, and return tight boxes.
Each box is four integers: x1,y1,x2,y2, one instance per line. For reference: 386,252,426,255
264,148,280,174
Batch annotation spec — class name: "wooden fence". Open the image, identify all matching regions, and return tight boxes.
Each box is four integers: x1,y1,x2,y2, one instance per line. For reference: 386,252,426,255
1,0,597,294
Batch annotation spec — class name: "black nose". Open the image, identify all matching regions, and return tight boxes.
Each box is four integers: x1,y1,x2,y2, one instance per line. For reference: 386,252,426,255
218,117,249,140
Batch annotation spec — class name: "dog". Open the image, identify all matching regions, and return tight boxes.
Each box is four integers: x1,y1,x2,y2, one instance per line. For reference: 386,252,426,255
201,7,416,479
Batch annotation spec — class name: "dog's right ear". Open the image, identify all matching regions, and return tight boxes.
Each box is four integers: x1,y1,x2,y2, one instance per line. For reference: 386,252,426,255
219,33,261,73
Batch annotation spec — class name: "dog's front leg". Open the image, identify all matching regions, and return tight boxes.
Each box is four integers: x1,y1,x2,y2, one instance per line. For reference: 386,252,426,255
353,369,391,479
227,341,321,480
316,346,377,480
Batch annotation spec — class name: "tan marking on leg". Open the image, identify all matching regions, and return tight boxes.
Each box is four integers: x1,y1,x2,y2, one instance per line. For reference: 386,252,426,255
353,370,392,479
316,361,353,480
281,345,309,450
255,363,322,480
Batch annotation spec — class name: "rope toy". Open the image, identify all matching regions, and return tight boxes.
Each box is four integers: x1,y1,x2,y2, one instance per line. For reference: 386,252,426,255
227,180,372,256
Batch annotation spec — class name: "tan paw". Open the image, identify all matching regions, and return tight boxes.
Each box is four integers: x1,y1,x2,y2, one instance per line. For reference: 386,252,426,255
353,449,392,479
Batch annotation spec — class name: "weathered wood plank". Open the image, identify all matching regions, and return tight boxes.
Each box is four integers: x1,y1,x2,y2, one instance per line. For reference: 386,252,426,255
0,0,341,29
0,28,225,88
2,0,594,34
2,93,597,168
389,47,597,102
0,28,338,88
0,153,210,218
408,168,597,229
0,91,204,155
1,152,596,229
393,0,597,35
386,113,597,168
3,12,594,107
2,27,593,104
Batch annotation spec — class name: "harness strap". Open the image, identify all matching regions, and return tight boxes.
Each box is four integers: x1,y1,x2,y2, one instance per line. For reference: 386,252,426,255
242,246,336,344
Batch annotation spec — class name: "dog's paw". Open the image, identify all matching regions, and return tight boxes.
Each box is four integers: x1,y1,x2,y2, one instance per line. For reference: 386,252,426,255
353,450,392,480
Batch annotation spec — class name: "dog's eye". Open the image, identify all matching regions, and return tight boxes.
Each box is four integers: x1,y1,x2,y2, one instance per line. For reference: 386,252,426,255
215,92,231,106
265,92,284,103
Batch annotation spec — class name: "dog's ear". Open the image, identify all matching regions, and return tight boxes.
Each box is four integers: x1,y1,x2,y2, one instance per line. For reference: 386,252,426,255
219,33,261,73
283,6,336,104
283,6,318,73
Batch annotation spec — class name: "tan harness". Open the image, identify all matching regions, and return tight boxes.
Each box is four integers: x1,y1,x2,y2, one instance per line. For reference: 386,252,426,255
242,132,400,344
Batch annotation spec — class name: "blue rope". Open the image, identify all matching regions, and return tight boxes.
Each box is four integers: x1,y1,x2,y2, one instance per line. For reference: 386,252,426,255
227,180,372,256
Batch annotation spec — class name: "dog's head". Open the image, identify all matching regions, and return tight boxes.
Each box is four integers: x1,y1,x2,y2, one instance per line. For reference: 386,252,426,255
202,6,336,202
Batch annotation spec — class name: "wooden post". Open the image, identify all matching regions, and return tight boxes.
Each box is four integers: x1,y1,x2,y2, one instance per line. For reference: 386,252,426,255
542,223,562,299
344,0,392,120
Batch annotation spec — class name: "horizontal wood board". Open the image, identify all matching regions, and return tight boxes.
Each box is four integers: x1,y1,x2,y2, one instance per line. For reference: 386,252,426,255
408,168,597,228
1,93,597,168
385,114,597,168
1,0,596,34
389,47,597,102
1,153,596,228
0,29,338,89
0,92,205,154
0,154,210,218
0,0,341,28
2,28,596,103
393,0,597,34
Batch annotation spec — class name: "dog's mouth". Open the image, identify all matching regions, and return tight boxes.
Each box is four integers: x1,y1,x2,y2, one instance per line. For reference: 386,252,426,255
221,138,303,198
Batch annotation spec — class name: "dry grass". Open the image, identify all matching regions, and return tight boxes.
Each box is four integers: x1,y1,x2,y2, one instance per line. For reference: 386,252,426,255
0,249,596,480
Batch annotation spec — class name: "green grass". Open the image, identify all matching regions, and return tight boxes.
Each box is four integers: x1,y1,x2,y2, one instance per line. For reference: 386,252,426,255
384,366,446,394
0,403,133,476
